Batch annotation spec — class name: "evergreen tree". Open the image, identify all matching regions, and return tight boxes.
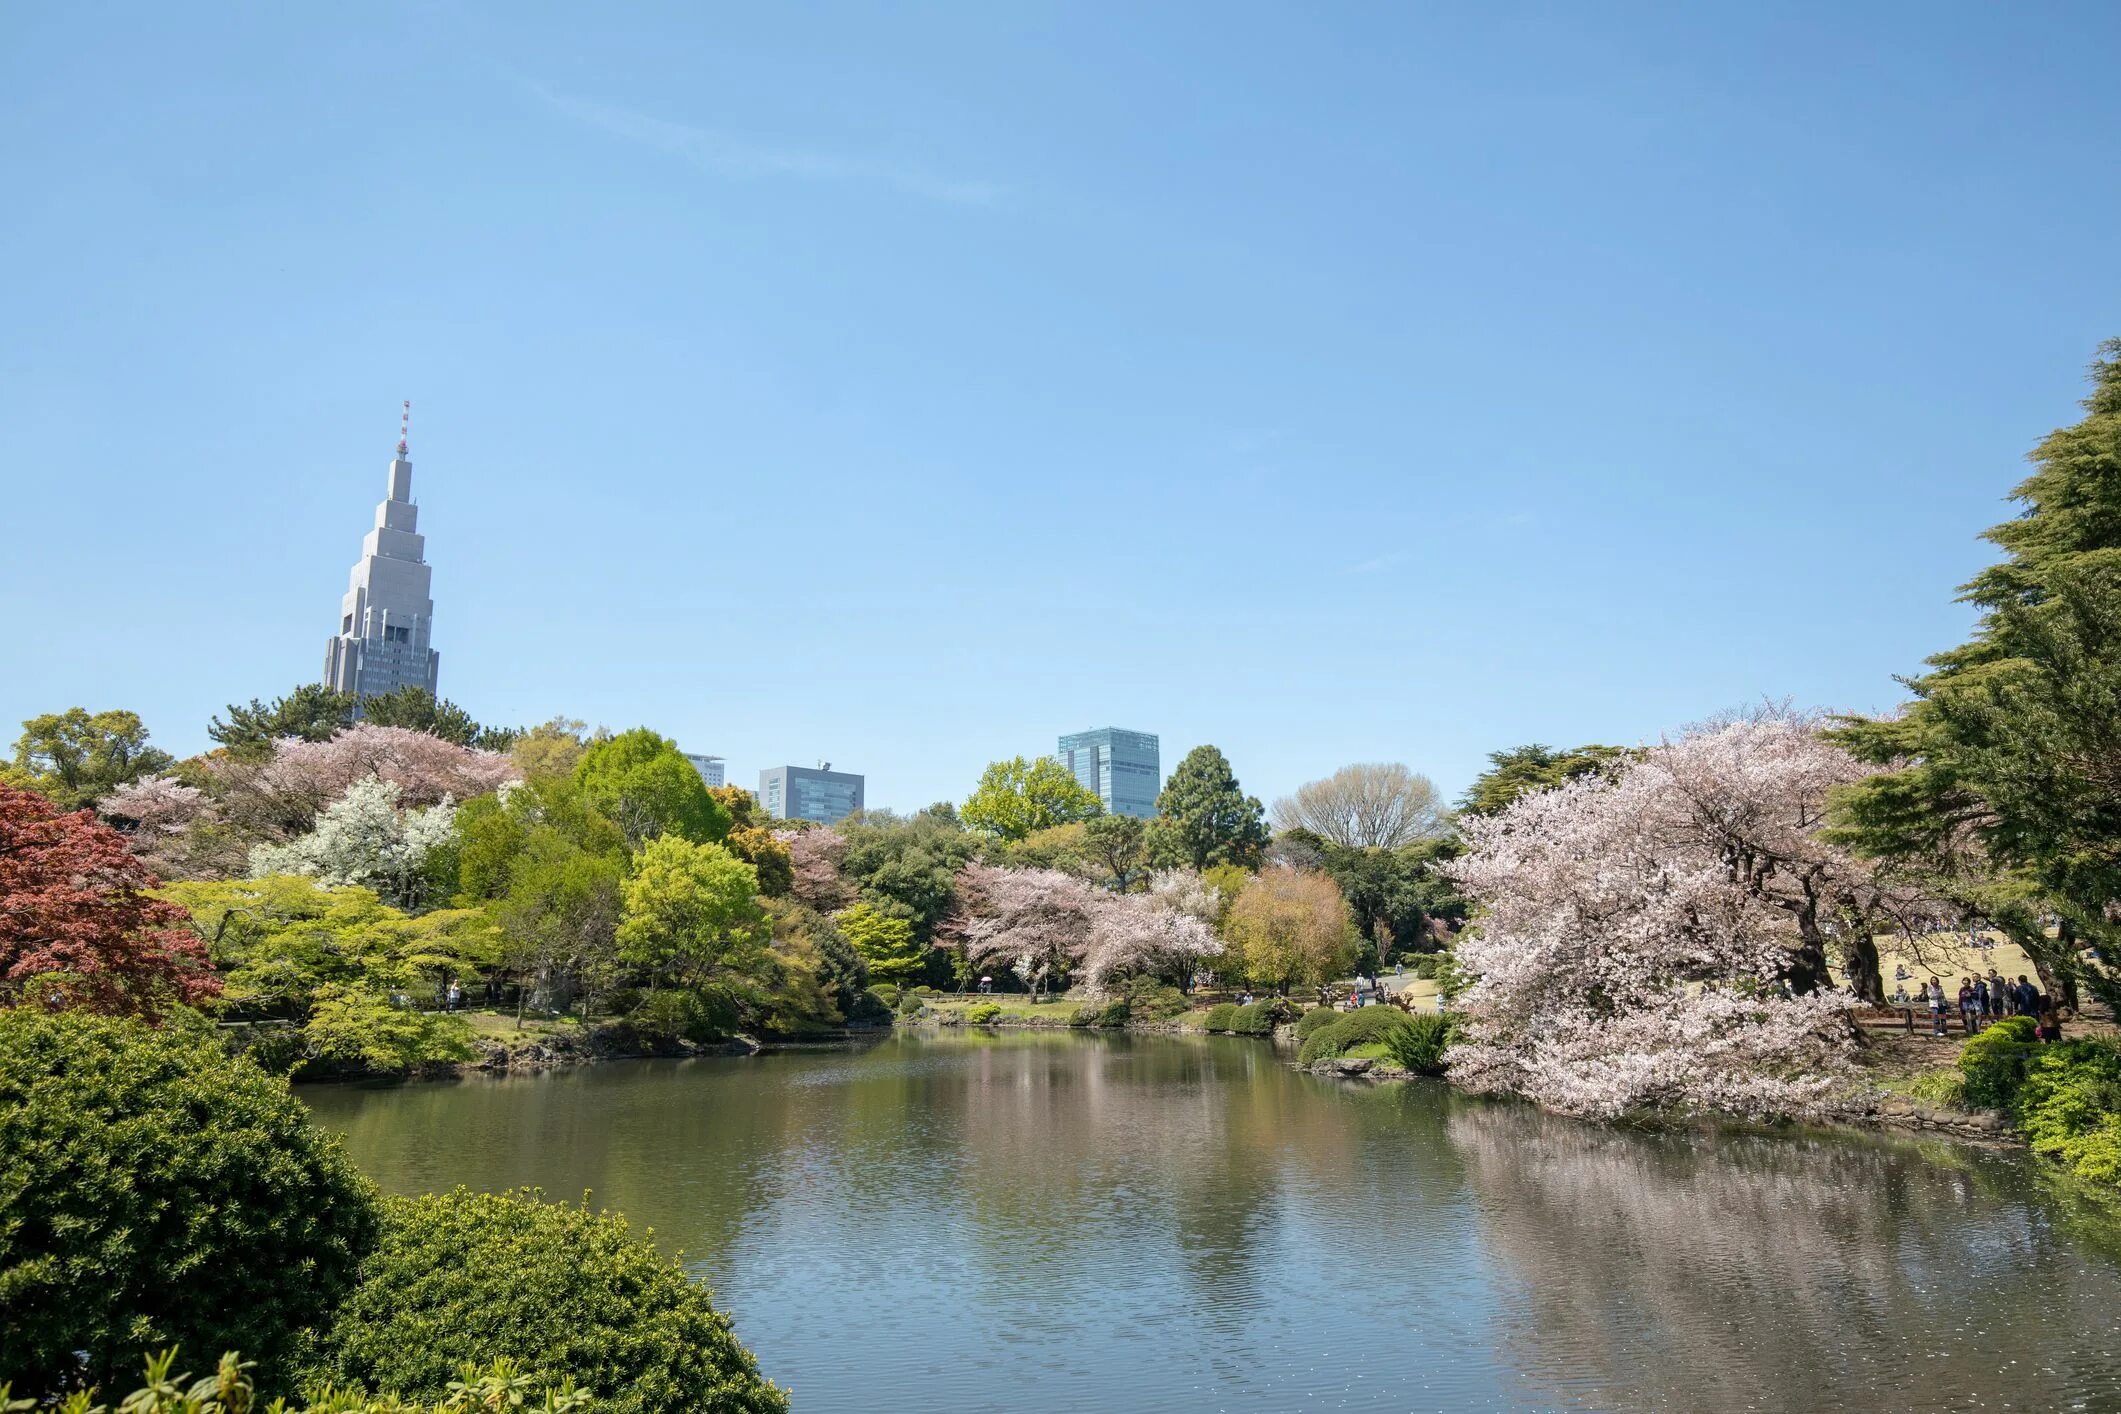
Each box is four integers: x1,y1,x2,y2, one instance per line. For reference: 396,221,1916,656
1833,340,2121,1006
1146,745,1268,871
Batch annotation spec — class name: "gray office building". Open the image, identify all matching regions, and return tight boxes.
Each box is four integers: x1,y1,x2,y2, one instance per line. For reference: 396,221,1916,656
323,405,441,701
1059,728,1161,818
759,763,865,824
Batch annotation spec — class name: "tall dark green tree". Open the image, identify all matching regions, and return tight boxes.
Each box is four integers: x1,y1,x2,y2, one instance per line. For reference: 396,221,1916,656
1833,339,2121,1007
1146,745,1268,871
1457,743,1629,817
209,684,357,756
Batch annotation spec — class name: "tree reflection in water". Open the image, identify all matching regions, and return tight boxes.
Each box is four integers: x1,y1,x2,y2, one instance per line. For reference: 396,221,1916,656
1443,1099,2121,1411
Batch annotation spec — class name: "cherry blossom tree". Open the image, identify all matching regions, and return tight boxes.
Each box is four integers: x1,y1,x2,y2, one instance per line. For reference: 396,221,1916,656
784,828,855,911
948,863,1221,998
248,778,461,912
98,774,208,837
0,783,219,1014
1444,716,1933,1120
212,724,517,839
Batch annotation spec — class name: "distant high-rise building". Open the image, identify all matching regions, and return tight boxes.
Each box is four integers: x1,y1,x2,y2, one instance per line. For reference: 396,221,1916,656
685,753,726,789
758,763,864,824
1059,728,1160,818
323,403,440,702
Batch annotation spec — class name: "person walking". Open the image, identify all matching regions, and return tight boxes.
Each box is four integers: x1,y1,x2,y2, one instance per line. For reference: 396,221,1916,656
1957,978,1980,1035
1926,978,1948,1038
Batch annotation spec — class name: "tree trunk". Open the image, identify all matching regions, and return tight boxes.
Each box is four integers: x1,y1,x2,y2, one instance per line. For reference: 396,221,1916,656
1844,933,1885,1006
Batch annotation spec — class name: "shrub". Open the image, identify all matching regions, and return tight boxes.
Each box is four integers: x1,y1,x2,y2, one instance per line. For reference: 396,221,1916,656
1068,1005,1096,1027
1959,1016,2038,1109
1119,978,1189,1022
1405,954,1440,981
300,983,476,1077
1227,1002,1276,1035
1202,1003,1238,1032
1295,1006,1340,1040
308,1188,786,1414
0,1009,379,1393
1382,1012,1458,1075
868,983,900,1009
1298,1006,1413,1064
894,989,924,1016
2,1349,593,1414
964,1003,1002,1024
2015,1039,2121,1189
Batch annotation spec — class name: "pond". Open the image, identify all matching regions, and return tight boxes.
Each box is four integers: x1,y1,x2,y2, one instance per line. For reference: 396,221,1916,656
301,1030,2121,1413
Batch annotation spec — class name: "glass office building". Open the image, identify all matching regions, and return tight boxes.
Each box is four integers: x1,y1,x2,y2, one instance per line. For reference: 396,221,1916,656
759,764,865,824
1058,728,1161,819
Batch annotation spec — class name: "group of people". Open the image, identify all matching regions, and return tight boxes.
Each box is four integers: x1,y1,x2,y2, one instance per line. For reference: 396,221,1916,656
1905,970,2064,1041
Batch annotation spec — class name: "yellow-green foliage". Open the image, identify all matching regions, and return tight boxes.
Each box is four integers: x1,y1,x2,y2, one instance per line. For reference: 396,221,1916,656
1,1348,591,1413
1295,1007,1339,1040
1959,1021,2121,1189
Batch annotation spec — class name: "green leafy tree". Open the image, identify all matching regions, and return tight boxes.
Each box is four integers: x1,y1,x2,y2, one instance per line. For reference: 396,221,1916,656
835,900,925,984
960,755,1104,841
511,718,595,781
0,1009,379,1394
617,837,767,993
8,708,175,810
575,729,730,848
1457,743,1629,817
301,981,475,1075
209,684,357,756
1080,812,1151,891
1299,830,1468,959
306,1188,787,1414
1146,745,1268,871
1833,340,2121,1007
835,807,983,943
1222,867,1355,993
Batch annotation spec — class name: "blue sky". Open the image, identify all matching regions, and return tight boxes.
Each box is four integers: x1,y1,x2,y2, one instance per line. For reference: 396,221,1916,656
4,3,2118,813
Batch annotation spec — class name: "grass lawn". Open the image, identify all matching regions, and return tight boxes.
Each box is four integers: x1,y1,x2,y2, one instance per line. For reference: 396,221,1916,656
458,1008,588,1041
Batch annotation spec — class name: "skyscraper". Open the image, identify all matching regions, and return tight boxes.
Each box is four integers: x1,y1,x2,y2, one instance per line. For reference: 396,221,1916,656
1059,728,1161,818
685,754,726,789
758,763,865,824
323,403,440,702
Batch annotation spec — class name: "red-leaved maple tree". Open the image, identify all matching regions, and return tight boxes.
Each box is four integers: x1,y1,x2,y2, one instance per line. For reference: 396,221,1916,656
0,782,219,1015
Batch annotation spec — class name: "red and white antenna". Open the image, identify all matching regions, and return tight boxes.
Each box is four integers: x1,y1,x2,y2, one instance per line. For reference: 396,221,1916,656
397,400,411,458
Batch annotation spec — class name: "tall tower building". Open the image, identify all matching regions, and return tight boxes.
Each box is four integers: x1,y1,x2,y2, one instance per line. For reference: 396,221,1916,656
1059,727,1160,818
323,403,440,701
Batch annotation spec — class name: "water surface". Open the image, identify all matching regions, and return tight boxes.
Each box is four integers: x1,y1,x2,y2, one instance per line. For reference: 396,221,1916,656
302,1030,2121,1413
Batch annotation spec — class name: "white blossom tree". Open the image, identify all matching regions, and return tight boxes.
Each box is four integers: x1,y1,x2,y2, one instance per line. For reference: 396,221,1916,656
949,863,1222,999
249,777,459,912
1444,715,1934,1121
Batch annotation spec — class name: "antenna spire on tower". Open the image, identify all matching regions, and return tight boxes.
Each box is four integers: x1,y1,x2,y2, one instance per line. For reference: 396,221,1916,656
397,400,411,458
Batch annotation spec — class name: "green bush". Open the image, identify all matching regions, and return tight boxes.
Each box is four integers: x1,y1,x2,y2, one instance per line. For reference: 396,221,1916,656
1295,1006,1340,1040
1405,954,1440,981
2015,1039,2121,1188
627,988,736,1047
1067,1005,1096,1027
1959,1016,2038,1109
964,1003,1002,1024
1201,1003,1239,1032
301,984,476,1077
868,983,900,1009
308,1188,786,1414
1119,978,1189,1022
0,1009,380,1393
3,1348,593,1413
894,989,924,1016
1298,1006,1413,1064
1228,1002,1276,1035
1382,1012,1458,1075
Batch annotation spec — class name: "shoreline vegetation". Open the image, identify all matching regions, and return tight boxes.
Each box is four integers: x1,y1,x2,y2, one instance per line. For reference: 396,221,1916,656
8,342,2121,1399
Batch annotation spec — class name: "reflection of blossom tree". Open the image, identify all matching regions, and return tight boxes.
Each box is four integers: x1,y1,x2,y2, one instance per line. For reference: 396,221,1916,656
1444,1102,2121,1411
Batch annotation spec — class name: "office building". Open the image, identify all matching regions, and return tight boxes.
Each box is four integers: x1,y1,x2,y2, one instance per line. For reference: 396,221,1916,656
1058,727,1161,818
323,403,440,701
759,763,865,824
685,754,725,789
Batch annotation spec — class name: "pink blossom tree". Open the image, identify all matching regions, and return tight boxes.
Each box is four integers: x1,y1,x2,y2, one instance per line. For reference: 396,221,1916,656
783,828,856,912
1445,715,1933,1121
949,862,1222,998
211,724,518,839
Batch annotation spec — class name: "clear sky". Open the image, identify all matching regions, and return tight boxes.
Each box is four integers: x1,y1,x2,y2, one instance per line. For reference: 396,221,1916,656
4,3,2118,813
